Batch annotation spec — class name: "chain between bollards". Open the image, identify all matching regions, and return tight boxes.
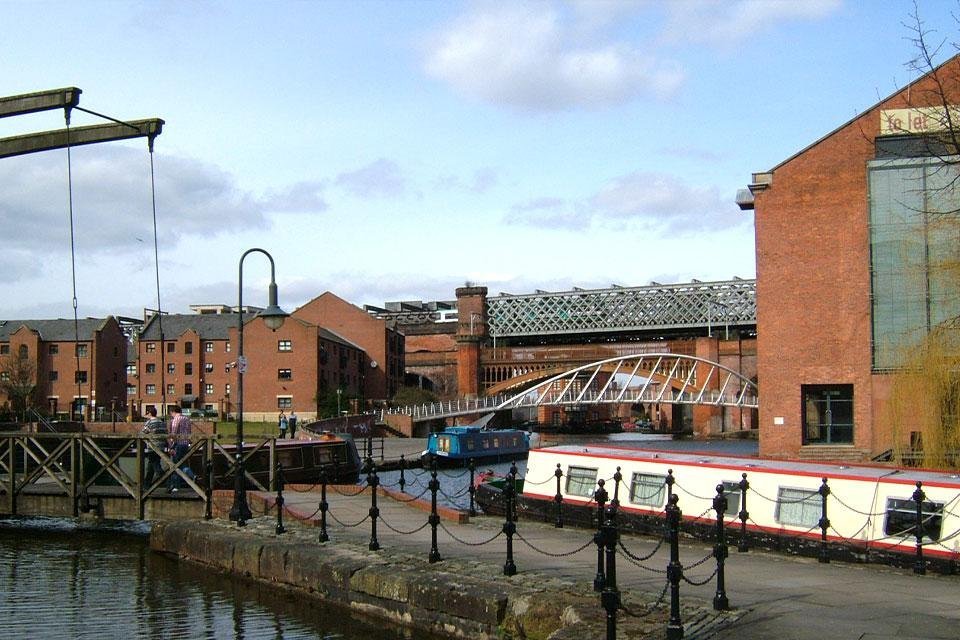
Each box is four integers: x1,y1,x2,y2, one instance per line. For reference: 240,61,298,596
428,456,442,563
913,481,926,575
554,463,564,528
818,477,830,564
367,458,380,551
666,493,684,640
275,462,286,535
468,457,477,517
737,473,749,553
318,465,330,542
502,464,517,576
593,478,608,592
712,484,729,611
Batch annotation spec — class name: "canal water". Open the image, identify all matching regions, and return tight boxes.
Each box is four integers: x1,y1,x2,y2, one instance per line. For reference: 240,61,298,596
0,518,427,640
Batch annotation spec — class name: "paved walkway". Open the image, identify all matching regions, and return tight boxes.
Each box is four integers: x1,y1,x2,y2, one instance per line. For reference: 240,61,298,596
262,467,960,640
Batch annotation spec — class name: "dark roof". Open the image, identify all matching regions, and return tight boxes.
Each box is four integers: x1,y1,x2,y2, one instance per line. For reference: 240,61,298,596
318,327,362,351
139,313,238,341
0,318,111,342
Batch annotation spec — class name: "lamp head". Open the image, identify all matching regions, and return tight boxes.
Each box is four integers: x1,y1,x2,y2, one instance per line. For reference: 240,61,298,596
258,281,288,331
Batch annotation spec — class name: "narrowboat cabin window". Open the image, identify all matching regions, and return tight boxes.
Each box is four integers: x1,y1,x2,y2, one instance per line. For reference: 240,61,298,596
884,497,944,541
774,487,820,527
722,481,742,514
437,435,451,453
566,466,598,497
466,439,475,451
629,473,666,507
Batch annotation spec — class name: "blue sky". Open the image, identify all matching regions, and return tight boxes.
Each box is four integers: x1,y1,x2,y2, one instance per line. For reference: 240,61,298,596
1,0,957,320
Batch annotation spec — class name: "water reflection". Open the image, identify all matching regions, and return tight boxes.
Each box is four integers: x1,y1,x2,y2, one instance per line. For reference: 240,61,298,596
0,519,427,640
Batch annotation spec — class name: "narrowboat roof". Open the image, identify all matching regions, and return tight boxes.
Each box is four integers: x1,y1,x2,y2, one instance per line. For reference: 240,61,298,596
534,444,960,488
437,426,528,435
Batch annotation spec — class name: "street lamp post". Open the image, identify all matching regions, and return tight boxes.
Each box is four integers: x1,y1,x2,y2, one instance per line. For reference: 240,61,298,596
228,248,289,527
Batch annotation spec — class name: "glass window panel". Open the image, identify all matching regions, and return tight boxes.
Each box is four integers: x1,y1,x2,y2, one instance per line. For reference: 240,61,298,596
565,466,598,497
629,473,666,508
775,487,820,528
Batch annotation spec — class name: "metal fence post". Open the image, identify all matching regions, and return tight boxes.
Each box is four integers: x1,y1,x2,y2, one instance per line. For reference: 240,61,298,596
593,478,608,592
503,465,517,576
913,481,926,576
712,484,729,611
275,462,286,535
368,461,381,551
554,463,564,528
666,493,684,640
429,458,442,563
601,504,620,640
818,477,830,564
611,466,622,509
204,459,214,520
468,457,477,517
319,465,330,543
737,473,749,553
398,454,407,494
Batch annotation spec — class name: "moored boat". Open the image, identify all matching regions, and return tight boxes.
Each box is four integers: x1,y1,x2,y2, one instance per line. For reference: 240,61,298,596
422,425,530,466
477,443,960,571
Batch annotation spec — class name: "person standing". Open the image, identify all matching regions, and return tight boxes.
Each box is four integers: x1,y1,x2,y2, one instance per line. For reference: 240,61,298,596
141,407,166,488
288,410,298,439
278,410,288,438
167,405,193,491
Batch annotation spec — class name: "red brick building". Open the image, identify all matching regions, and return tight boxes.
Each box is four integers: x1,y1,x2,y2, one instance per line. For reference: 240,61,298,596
292,292,405,403
741,56,960,460
135,309,363,420
0,317,127,420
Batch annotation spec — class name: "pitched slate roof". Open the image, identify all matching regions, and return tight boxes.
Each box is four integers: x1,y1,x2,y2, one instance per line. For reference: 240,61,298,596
0,318,110,342
139,313,238,341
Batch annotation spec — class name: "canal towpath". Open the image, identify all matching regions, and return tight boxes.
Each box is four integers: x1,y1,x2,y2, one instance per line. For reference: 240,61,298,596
235,436,960,640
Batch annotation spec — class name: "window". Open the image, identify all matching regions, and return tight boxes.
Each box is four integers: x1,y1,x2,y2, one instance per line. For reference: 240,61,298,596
226,342,231,353
225,383,231,395
0,372,9,382
184,342,193,355
869,157,960,368
49,370,58,381
49,344,59,355
166,384,175,395
145,343,156,353
629,473,667,508
18,344,28,360
167,342,175,353
0,344,8,355
277,396,293,409
204,342,214,353
278,340,292,352
127,386,136,396
278,368,292,380
113,346,119,357
884,497,944,542
184,363,193,375
145,363,156,374
204,383,214,395
802,384,853,445
74,371,88,383
565,466,598,497
774,487,820,528
719,481,742,515
126,364,137,376
184,383,193,395
167,363,175,374
75,344,88,358
204,363,214,373
146,384,156,395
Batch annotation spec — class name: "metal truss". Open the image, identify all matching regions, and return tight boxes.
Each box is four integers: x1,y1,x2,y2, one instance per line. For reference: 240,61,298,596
488,279,756,337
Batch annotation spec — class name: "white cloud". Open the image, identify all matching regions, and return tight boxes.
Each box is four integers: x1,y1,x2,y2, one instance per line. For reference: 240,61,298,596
0,145,268,255
661,0,842,45
424,3,683,111
262,180,328,213
335,158,406,199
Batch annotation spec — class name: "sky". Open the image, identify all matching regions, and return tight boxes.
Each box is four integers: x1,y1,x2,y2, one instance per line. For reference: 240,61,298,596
1,0,958,321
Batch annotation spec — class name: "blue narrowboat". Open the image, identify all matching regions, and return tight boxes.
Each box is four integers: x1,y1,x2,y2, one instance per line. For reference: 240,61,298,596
423,425,530,465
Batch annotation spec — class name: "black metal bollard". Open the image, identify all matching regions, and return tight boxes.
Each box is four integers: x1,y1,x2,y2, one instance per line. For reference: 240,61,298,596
818,477,830,564
368,462,381,551
666,493,684,640
428,458,442,563
468,457,477,517
275,462,286,535
554,463,564,528
508,462,519,521
712,484,729,611
398,454,407,493
319,465,330,543
593,478,609,592
233,452,249,527
204,459,214,520
737,473,750,553
601,504,621,640
913,481,926,575
502,466,517,576
666,468,675,502
611,466,622,509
